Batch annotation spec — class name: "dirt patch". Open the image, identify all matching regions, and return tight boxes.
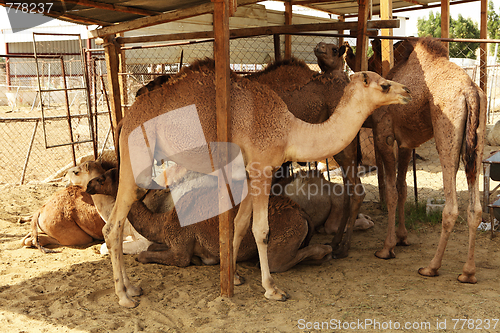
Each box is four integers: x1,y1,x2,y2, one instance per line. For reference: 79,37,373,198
1,176,500,332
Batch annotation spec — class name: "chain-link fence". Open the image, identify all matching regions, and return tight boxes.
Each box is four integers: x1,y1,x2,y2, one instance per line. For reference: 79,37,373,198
0,37,113,184
2,33,499,209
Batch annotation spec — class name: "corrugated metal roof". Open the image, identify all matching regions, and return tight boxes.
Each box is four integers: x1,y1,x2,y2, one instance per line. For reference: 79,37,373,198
0,0,464,28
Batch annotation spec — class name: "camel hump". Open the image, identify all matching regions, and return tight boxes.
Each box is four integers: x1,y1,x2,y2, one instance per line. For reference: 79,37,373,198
463,85,486,184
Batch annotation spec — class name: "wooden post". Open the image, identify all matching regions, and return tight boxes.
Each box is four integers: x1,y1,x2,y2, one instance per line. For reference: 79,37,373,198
480,0,487,92
355,0,370,71
284,1,292,59
212,0,234,298
441,0,450,55
338,15,345,48
273,34,281,62
103,34,122,152
118,33,129,115
380,0,393,77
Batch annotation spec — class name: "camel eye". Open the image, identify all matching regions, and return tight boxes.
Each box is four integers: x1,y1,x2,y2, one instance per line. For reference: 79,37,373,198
73,171,79,175
332,49,338,55
381,84,391,92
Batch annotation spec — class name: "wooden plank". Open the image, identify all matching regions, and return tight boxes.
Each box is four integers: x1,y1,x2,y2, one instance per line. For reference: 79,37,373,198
441,0,450,54
115,20,400,45
355,0,370,71
89,0,262,38
480,0,487,92
103,35,122,151
380,0,393,77
284,1,292,59
273,34,281,61
61,0,160,16
213,0,234,299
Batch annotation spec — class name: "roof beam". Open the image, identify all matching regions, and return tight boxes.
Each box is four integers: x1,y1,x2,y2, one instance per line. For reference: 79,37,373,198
115,19,400,44
44,9,112,26
61,0,162,16
89,0,262,38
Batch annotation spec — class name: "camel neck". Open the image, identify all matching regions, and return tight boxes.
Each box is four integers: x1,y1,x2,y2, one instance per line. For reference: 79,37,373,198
285,83,372,162
127,201,178,244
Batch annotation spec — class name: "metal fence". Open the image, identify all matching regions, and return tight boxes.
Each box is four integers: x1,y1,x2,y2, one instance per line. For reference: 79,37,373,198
1,34,499,208
0,40,113,184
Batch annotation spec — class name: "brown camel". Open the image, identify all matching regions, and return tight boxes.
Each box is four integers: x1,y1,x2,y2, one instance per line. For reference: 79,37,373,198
87,168,332,272
105,58,411,307
129,46,364,259
21,161,106,252
245,52,362,258
318,38,486,283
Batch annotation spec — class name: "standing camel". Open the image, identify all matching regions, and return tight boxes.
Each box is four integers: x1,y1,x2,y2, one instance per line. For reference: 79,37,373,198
105,58,411,307
318,38,486,283
245,52,362,257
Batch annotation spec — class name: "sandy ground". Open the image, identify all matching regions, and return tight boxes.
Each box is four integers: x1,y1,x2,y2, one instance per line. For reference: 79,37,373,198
2,140,500,332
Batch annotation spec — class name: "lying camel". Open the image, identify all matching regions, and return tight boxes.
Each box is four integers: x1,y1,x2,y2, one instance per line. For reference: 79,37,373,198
67,161,153,255
105,58,410,307
86,168,332,272
272,171,374,235
21,161,106,252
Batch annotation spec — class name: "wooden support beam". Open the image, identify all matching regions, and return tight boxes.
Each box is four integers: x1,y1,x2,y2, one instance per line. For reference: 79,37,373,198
212,0,234,299
117,33,128,116
274,34,282,61
284,1,292,59
89,0,261,38
355,0,370,71
115,20,400,45
441,0,450,54
480,0,487,92
60,0,161,16
103,35,122,151
338,15,345,47
380,0,394,77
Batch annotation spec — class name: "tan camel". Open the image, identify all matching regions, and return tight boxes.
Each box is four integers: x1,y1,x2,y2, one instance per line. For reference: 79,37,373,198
319,38,486,282
87,168,332,272
105,58,411,307
245,54,363,258
21,161,106,252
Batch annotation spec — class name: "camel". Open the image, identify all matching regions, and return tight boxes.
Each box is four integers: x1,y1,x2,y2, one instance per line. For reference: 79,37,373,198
21,161,106,252
272,171,374,234
105,58,411,307
318,37,486,282
245,52,364,258
86,168,332,272
124,50,364,259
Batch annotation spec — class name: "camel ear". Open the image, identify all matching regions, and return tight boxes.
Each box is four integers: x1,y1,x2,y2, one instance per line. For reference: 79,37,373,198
339,45,346,57
349,72,370,86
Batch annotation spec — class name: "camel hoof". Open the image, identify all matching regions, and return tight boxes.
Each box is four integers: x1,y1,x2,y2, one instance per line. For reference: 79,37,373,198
374,249,395,259
126,285,142,297
234,274,245,286
119,296,139,308
330,243,349,259
418,267,439,277
457,273,477,284
265,289,289,301
396,239,410,246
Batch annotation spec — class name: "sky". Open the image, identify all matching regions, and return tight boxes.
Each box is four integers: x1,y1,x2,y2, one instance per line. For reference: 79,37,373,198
0,0,499,54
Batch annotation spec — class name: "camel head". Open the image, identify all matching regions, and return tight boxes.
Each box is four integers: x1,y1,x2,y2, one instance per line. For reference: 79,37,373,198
86,168,119,197
349,71,411,108
314,42,347,73
66,160,106,190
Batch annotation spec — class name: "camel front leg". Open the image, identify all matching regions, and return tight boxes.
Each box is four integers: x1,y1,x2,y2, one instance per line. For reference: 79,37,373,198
105,183,144,308
249,167,289,301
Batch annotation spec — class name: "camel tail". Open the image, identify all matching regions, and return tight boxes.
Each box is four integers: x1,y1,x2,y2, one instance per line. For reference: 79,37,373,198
463,87,485,185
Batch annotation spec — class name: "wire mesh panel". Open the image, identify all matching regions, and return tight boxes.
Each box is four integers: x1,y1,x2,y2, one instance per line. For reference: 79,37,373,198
0,40,112,184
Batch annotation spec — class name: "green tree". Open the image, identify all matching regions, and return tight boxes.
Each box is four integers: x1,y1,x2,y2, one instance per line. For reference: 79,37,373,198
417,11,480,59
488,0,500,54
